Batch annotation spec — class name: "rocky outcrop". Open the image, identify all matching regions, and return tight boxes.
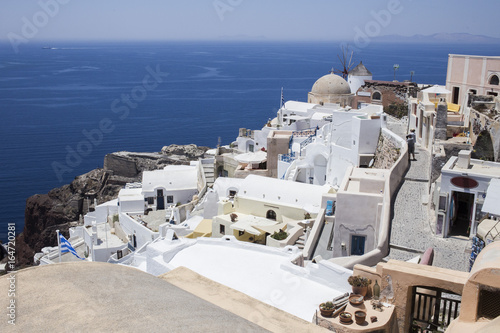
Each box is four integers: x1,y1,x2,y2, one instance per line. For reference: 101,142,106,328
16,144,210,267
161,144,209,161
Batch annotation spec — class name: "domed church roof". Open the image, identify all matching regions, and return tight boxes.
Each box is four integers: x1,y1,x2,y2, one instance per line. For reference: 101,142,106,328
311,72,352,95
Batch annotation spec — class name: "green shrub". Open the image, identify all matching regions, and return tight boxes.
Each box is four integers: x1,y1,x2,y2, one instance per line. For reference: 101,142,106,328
271,230,288,240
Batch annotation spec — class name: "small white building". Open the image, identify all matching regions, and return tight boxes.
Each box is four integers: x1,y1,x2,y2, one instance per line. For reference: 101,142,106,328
210,175,331,244
332,167,387,258
277,103,384,187
435,150,500,238
142,165,199,210
118,188,145,215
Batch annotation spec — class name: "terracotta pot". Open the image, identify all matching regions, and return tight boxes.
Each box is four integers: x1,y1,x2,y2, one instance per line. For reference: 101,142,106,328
352,286,368,296
319,305,334,317
355,311,366,325
339,312,353,323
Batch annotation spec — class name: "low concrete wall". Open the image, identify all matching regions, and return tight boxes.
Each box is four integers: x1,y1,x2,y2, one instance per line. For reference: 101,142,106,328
375,260,467,333
303,209,326,260
333,128,409,268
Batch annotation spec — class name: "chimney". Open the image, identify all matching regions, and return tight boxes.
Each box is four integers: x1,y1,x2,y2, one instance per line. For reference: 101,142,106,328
457,150,471,169
434,97,448,141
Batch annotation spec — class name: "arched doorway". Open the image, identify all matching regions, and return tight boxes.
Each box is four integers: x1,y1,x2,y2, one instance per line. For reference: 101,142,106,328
313,154,328,185
266,210,277,221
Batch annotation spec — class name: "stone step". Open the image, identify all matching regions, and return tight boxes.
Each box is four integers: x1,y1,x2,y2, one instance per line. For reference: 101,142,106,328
295,239,305,245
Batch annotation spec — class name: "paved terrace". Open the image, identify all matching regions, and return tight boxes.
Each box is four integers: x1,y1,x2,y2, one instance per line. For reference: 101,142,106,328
385,116,470,272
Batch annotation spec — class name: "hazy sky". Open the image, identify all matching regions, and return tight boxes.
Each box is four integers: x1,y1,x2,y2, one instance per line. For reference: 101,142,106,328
1,0,499,42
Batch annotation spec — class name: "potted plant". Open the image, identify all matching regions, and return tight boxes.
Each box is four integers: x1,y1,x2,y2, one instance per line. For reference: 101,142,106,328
348,275,371,296
319,301,334,317
271,229,288,241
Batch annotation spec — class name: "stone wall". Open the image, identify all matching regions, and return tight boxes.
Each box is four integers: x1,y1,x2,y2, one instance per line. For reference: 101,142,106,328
373,132,401,169
469,108,500,161
353,81,418,113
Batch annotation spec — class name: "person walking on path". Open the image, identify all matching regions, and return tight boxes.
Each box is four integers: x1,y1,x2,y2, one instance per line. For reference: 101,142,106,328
406,129,416,161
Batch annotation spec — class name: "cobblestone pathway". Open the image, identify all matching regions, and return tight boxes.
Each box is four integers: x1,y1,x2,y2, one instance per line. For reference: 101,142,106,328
385,117,470,272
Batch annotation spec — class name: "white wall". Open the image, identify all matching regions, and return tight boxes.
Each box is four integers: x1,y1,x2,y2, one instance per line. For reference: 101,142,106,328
119,199,145,215
439,157,500,237
333,190,383,257
119,213,158,249
348,75,372,95
143,188,199,208
353,116,381,155
84,200,118,225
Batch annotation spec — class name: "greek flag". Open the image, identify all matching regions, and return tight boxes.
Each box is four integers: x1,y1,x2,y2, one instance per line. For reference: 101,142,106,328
60,234,85,260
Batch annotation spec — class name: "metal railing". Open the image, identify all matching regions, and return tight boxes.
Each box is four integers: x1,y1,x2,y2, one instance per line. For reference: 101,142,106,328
410,286,461,332
279,152,296,163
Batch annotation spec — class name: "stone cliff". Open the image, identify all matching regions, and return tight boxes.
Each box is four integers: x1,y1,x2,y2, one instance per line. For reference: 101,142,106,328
15,144,209,267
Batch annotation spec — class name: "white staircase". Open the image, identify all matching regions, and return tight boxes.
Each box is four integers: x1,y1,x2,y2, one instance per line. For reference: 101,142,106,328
201,158,215,186
295,234,306,250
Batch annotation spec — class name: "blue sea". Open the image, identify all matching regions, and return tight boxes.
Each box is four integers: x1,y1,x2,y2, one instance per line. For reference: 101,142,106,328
1,41,500,242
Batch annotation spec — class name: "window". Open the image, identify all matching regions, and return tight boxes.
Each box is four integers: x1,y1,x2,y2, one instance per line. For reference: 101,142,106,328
238,230,245,237
146,197,154,205
469,89,477,95
249,144,254,152
372,91,382,101
166,195,174,204
489,74,499,86
452,87,460,104
487,91,498,97
229,190,237,198
351,235,366,256
478,287,500,319
219,224,225,235
266,210,277,221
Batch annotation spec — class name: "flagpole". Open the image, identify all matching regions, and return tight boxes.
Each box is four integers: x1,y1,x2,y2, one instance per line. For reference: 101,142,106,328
280,87,283,109
56,229,61,263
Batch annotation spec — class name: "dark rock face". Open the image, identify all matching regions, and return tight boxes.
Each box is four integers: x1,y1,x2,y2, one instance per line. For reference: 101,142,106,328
16,168,122,267
16,144,210,267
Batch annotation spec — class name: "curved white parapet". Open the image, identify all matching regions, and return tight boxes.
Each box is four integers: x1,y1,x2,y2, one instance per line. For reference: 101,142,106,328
329,127,409,269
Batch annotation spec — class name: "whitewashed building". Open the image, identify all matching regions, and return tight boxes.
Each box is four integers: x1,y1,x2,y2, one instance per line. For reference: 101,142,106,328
434,150,500,238
142,165,200,210
277,102,384,187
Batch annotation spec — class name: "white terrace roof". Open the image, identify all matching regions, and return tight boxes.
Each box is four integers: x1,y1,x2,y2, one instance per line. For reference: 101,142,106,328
142,165,198,193
118,188,144,202
283,101,318,113
239,175,330,212
212,177,244,198
227,214,282,236
141,237,352,321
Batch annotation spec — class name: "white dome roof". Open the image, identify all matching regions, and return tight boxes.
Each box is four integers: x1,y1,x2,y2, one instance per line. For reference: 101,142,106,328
311,73,352,95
